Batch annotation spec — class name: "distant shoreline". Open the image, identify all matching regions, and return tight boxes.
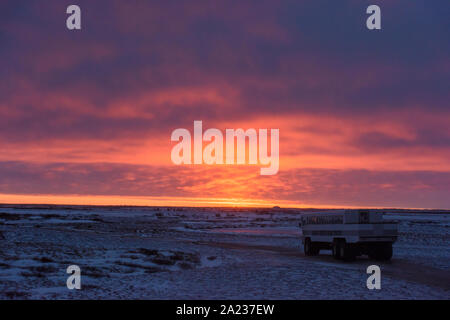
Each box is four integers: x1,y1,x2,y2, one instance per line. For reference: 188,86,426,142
1,203,449,213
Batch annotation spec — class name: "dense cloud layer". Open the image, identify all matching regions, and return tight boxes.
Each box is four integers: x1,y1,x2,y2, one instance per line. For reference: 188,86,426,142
0,1,449,207
0,161,448,208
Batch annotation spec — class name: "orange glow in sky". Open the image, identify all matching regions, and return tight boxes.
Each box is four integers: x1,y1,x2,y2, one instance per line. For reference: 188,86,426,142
0,1,449,209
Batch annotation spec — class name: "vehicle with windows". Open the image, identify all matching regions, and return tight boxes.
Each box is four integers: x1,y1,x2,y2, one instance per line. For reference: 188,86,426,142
299,210,398,261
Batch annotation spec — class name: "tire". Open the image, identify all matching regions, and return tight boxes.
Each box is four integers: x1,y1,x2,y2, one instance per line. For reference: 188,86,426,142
304,238,312,256
339,240,355,261
380,243,393,260
304,238,319,256
332,240,341,260
311,245,320,255
369,243,393,261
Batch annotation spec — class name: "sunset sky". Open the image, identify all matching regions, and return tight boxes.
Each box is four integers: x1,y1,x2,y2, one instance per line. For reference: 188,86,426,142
0,0,449,208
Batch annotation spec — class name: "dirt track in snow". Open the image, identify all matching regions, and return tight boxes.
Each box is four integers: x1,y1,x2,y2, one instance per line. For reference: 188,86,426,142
193,240,450,292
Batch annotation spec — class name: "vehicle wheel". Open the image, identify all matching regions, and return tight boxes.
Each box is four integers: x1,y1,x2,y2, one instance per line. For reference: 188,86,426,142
304,238,312,256
367,244,377,260
332,240,341,260
339,240,355,261
311,245,320,256
304,238,319,256
369,243,393,261
380,243,393,260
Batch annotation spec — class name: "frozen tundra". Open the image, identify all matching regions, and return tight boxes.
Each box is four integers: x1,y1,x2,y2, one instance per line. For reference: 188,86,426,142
299,210,398,261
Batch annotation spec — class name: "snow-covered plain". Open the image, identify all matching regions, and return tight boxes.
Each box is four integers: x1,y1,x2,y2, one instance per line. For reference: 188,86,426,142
0,205,448,299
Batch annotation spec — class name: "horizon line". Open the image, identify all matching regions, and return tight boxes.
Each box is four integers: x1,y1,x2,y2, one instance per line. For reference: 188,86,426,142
0,193,448,211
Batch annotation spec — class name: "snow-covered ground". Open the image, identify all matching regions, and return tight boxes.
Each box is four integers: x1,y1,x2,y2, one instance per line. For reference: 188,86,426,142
0,206,448,299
